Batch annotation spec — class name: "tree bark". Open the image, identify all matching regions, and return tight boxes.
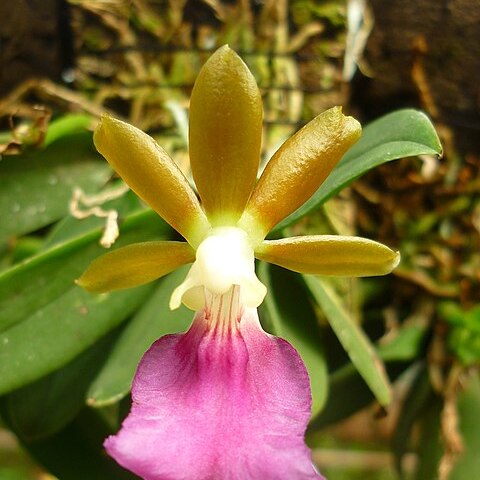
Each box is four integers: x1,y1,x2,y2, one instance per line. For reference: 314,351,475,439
352,0,480,153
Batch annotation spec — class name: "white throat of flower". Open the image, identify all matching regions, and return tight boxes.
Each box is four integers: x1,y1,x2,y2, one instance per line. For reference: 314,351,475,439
170,227,267,311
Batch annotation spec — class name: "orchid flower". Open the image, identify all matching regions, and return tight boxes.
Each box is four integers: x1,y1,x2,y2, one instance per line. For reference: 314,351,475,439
78,46,400,480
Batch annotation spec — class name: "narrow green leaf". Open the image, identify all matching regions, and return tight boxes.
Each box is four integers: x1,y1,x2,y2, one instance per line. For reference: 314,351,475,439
2,332,117,441
310,362,408,430
0,209,169,333
414,395,443,480
304,275,391,406
44,114,94,146
392,364,432,475
258,263,328,417
274,109,442,231
311,322,426,430
88,266,193,406
0,132,111,241
377,323,428,362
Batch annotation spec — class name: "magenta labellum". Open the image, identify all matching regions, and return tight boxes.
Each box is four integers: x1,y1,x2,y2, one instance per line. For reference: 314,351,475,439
106,287,322,479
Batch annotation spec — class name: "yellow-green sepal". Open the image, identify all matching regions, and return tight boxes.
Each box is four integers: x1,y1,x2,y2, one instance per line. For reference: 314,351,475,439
239,107,361,243
255,235,400,276
77,241,195,293
189,45,263,226
94,115,210,247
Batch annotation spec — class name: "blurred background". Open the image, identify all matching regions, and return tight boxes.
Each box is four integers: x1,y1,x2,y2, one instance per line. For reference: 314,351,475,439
0,1,479,479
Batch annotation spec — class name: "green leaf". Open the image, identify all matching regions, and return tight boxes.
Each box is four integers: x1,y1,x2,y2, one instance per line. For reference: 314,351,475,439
0,131,111,241
310,323,426,430
1,332,117,441
0,230,103,333
311,326,426,429
303,275,391,406
309,361,408,430
0,282,153,396
88,266,194,407
9,236,44,263
274,109,442,231
0,209,168,333
377,323,428,362
258,263,328,417
414,395,443,480
43,114,94,147
392,363,432,475
0,211,172,395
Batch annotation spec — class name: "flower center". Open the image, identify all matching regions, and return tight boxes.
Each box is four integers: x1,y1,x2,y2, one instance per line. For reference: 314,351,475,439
170,227,266,311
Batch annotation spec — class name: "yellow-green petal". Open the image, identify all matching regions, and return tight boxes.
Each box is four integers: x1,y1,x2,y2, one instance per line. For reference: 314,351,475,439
239,107,361,243
255,235,400,276
189,45,263,226
94,115,210,247
77,241,195,293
